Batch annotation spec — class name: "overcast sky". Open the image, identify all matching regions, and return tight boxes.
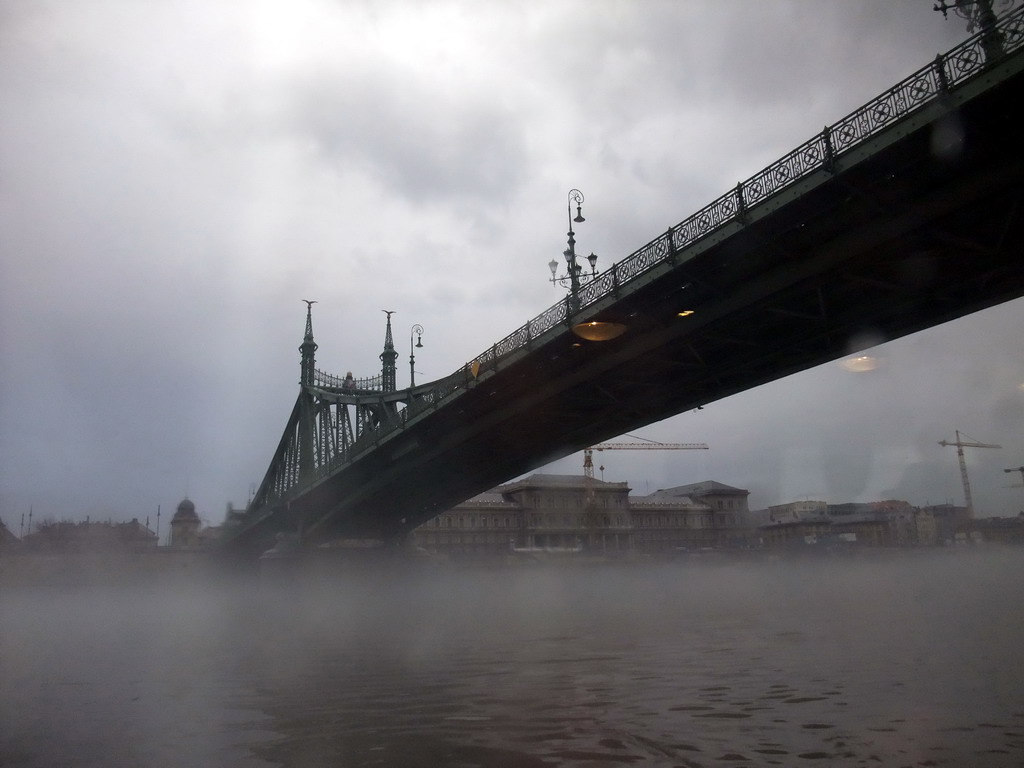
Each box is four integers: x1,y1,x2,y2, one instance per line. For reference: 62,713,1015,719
2,0,1022,532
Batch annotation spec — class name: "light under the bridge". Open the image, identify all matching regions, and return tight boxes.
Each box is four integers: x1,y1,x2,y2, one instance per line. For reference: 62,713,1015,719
840,354,882,372
572,321,627,341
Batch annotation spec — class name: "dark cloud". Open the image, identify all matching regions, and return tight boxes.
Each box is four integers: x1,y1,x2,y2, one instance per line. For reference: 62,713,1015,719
283,67,529,207
1,0,1021,526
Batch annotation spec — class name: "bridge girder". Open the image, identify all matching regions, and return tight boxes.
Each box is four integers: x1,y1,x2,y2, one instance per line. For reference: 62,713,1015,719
228,21,1024,556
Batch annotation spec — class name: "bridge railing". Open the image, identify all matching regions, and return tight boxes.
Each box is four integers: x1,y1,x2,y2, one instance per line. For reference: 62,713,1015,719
346,7,1024,462
262,8,1024,505
457,6,1024,379
314,369,382,391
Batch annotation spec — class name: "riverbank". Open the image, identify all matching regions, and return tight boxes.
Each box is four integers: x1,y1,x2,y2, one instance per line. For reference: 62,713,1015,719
2,540,1014,589
0,549,216,587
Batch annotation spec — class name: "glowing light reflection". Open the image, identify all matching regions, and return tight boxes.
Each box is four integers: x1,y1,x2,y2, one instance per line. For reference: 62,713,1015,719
840,355,881,373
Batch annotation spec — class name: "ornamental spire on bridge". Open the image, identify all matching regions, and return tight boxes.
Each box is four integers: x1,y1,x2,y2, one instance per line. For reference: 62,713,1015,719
380,310,398,392
300,300,318,386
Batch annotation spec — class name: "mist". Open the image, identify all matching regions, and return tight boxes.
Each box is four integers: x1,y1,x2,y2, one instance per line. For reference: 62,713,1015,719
3,551,1024,766
4,2,1024,764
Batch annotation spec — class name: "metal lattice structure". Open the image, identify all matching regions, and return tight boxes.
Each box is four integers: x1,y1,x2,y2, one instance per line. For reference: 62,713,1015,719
234,8,1024,548
249,305,396,514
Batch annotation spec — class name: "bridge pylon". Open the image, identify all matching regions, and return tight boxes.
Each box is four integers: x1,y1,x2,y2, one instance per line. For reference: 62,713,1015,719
298,301,319,495
226,303,438,556
380,310,398,393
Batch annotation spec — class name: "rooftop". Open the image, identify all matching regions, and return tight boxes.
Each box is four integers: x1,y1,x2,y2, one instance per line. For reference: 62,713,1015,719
500,473,630,491
650,480,748,498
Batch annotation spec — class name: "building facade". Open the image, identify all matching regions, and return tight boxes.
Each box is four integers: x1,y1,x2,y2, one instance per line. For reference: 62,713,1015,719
19,518,157,553
923,504,969,545
644,481,751,548
757,500,954,549
766,500,828,523
169,498,202,548
411,475,751,558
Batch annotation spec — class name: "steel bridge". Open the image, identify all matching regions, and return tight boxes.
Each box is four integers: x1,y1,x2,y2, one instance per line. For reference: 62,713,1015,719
226,10,1024,557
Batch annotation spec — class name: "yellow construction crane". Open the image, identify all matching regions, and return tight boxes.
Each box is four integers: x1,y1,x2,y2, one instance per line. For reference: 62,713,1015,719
938,430,1001,519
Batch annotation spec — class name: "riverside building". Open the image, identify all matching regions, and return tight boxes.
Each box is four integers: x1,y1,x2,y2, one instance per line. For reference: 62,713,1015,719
411,474,751,558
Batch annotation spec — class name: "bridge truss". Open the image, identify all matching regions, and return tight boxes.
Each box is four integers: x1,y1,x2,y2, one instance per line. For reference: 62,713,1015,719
230,8,1024,555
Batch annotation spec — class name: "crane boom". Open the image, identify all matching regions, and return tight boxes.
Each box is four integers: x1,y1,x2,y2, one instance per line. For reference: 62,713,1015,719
938,429,1001,519
938,438,1001,450
578,438,709,550
582,441,708,481
591,442,709,451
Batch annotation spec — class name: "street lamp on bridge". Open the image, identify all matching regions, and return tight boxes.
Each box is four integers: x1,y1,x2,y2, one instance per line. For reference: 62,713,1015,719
547,188,626,342
409,324,424,387
934,0,1006,61
548,188,599,312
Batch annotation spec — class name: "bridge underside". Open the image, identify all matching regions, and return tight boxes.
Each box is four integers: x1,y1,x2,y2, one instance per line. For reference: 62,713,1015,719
232,53,1024,557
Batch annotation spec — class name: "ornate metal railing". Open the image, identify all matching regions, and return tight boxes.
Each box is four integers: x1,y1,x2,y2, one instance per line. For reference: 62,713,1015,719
314,369,382,391
454,6,1024,382
255,8,1024,510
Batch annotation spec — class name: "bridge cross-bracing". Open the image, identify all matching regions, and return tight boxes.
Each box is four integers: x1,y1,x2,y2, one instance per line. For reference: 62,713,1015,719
227,9,1024,556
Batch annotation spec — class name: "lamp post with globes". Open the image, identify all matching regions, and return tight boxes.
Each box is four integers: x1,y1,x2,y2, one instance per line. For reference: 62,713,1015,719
934,0,1004,61
549,188,598,313
409,324,424,387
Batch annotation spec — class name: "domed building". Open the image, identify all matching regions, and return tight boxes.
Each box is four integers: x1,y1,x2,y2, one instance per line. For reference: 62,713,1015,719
169,498,201,548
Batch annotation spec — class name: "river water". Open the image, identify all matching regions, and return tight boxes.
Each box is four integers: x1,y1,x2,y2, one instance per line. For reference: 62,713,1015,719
2,548,1024,767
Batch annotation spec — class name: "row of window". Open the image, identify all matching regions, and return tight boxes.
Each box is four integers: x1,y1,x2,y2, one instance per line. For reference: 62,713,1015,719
422,515,516,529
423,512,738,530
415,530,730,550
526,494,627,508
419,533,513,545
